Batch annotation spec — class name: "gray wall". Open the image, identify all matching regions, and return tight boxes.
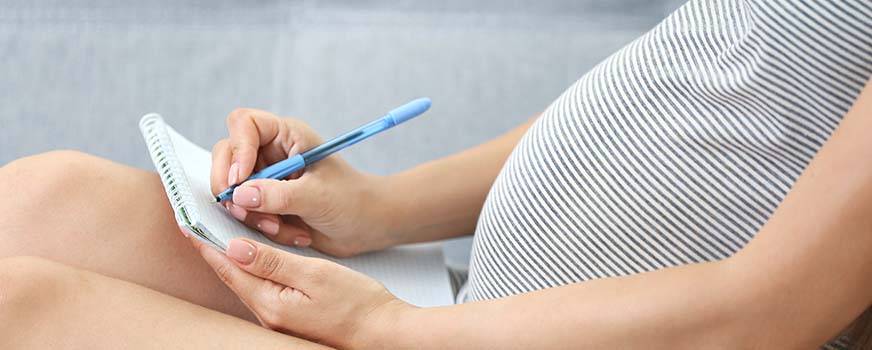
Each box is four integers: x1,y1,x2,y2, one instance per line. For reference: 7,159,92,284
0,0,683,175
0,0,684,263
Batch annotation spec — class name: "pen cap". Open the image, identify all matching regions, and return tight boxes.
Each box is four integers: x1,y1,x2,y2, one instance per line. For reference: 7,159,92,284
386,97,431,126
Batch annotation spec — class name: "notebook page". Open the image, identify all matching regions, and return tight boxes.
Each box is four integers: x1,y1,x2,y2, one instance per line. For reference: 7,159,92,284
162,122,454,307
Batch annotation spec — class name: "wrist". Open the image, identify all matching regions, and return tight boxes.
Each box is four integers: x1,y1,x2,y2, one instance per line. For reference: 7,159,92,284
352,299,423,349
353,172,408,249
369,172,413,246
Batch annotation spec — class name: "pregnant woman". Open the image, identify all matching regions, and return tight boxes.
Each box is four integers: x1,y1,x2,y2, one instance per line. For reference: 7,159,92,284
1,0,871,348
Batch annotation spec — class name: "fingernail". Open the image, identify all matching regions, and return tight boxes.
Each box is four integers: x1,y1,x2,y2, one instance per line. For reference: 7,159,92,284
228,163,239,185
294,236,312,247
256,218,280,236
228,203,248,221
226,239,256,265
233,186,261,208
178,225,191,238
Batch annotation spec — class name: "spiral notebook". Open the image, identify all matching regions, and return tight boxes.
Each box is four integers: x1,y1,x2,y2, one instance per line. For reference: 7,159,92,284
138,114,453,307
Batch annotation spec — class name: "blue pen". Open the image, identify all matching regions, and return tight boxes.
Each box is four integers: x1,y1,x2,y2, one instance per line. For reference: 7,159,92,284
214,97,431,202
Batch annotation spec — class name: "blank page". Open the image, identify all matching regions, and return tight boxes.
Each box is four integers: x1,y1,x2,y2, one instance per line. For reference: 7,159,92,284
144,115,454,307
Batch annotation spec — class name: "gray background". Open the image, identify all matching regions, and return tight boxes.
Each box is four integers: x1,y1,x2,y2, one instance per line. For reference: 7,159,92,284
0,0,683,264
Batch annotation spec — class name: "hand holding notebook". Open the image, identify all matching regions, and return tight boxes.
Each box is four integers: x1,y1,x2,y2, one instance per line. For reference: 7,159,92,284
191,234,414,349
139,109,453,307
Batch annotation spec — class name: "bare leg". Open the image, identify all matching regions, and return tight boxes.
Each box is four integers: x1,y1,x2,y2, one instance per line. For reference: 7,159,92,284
0,151,254,321
0,256,329,349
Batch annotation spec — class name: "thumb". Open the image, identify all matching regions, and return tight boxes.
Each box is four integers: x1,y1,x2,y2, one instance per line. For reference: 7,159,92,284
225,239,310,288
231,178,319,216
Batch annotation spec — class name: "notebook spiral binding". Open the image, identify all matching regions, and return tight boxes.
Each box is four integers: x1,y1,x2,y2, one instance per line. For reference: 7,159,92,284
138,114,200,226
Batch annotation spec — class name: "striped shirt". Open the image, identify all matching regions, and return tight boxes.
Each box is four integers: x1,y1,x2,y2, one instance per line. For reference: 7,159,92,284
460,0,871,348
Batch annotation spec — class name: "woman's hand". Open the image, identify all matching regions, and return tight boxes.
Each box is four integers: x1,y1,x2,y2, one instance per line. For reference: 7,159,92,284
210,108,397,257
192,236,412,349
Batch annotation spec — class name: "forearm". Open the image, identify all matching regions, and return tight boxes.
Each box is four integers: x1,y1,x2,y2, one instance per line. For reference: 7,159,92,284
380,79,872,349
389,260,738,349
724,77,872,347
379,115,538,244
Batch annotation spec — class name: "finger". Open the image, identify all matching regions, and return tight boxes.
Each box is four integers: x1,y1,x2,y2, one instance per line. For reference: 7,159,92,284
242,211,313,247
306,231,341,256
226,202,249,222
225,202,313,248
225,238,325,288
196,239,290,323
225,108,283,184
231,178,320,217
280,117,324,157
210,139,233,195
197,240,263,294
281,215,315,248
255,117,323,175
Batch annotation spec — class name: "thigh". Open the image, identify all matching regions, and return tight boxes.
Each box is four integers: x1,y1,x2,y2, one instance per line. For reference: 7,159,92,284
0,256,328,350
0,151,255,321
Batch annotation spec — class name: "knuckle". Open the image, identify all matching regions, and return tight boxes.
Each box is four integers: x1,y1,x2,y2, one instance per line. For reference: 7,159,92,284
282,116,304,126
258,251,285,279
231,143,257,160
284,118,319,143
258,308,285,330
211,139,229,152
226,108,252,125
213,262,236,285
275,185,295,209
278,286,308,307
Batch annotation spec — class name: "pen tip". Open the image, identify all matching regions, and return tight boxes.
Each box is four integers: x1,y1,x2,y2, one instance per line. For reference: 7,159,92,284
212,196,219,203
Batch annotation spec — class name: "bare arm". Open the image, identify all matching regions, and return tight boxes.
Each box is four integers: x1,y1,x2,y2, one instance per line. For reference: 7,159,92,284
377,116,538,245
382,79,872,349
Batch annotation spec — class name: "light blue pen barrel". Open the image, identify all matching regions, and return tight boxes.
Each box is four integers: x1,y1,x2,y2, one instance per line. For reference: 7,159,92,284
216,97,431,202
302,97,431,165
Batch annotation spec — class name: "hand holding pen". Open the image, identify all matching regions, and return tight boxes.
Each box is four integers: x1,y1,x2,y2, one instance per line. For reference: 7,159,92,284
209,98,430,255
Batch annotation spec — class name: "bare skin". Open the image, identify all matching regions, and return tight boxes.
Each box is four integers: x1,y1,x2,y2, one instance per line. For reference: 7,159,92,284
0,115,534,347
0,150,258,322
1,79,870,348
0,256,328,349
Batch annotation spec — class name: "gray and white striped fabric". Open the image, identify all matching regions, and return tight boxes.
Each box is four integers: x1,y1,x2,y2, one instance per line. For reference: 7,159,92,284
461,0,871,347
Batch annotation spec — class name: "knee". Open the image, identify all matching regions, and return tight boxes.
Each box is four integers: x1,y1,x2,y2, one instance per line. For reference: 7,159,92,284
0,151,168,257
0,151,141,256
0,150,158,224
1,149,97,173
0,150,106,201
0,151,112,234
